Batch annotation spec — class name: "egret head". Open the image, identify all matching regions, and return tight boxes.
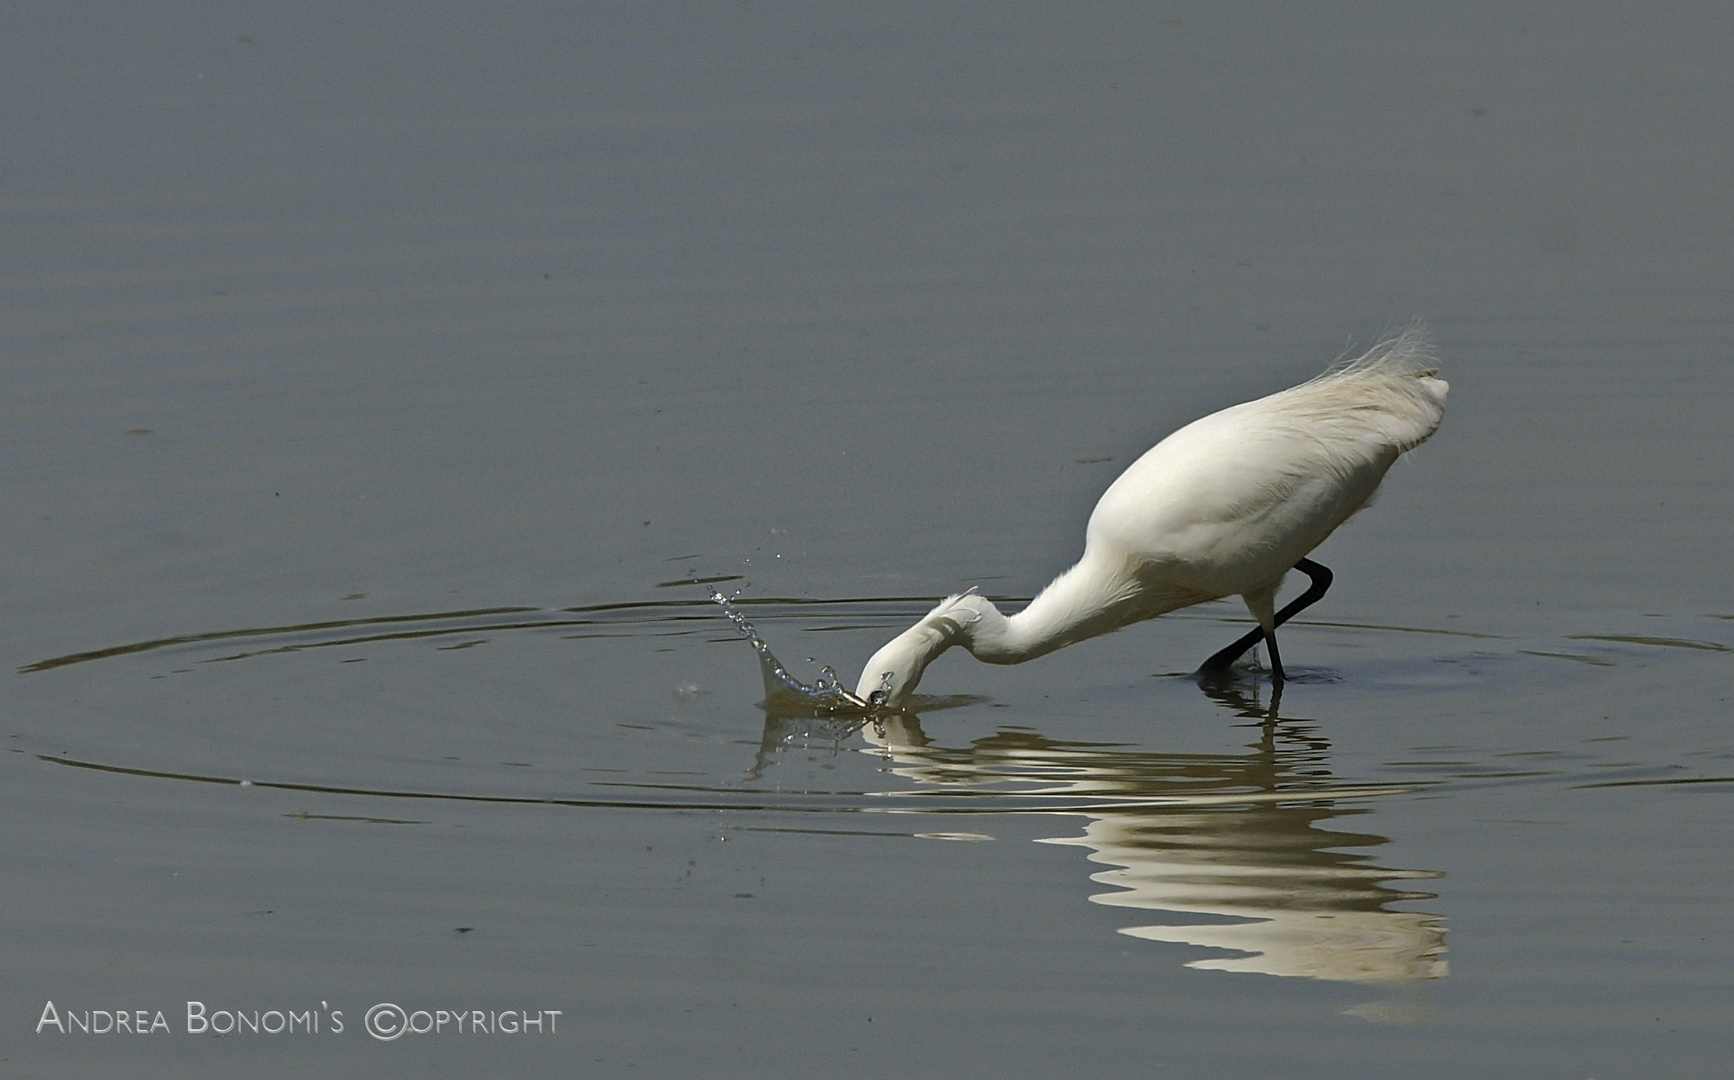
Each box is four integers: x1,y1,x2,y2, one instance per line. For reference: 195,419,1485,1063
854,592,983,708
855,633,933,707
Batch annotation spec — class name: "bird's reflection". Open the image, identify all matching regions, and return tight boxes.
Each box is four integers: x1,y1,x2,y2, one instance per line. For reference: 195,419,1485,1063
759,677,1446,986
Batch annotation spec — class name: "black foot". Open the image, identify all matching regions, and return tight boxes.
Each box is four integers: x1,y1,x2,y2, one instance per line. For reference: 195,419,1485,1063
1194,558,1333,677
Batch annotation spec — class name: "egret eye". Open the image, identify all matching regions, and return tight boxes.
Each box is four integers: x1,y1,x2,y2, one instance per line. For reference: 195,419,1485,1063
867,671,895,708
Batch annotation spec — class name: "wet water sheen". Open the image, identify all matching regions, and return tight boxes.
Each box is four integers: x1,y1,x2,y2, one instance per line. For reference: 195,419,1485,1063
11,593,1732,1074
5,4,1732,1078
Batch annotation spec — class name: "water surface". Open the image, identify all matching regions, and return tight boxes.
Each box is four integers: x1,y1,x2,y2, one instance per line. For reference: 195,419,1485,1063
4,4,1731,1077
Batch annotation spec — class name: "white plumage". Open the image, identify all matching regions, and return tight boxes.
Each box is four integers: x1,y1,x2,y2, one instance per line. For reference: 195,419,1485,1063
855,326,1448,706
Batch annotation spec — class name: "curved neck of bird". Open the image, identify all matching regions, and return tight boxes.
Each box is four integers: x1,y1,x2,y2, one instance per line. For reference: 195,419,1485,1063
948,551,1142,665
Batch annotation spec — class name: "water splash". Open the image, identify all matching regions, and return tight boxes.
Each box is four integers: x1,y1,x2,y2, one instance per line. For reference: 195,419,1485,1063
709,589,874,713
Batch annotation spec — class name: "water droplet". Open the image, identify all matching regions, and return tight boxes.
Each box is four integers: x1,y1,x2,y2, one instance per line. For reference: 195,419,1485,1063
709,589,870,713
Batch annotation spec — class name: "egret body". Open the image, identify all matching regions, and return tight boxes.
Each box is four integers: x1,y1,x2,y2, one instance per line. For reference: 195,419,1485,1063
855,328,1448,706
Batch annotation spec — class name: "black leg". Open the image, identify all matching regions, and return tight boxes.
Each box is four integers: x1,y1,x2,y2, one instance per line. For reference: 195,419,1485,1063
1196,558,1334,676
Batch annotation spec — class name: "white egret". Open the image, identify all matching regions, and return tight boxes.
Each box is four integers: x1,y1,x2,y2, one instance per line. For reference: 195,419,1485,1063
855,327,1448,707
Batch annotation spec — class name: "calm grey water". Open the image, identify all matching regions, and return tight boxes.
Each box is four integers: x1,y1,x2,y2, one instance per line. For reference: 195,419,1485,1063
4,4,1731,1077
